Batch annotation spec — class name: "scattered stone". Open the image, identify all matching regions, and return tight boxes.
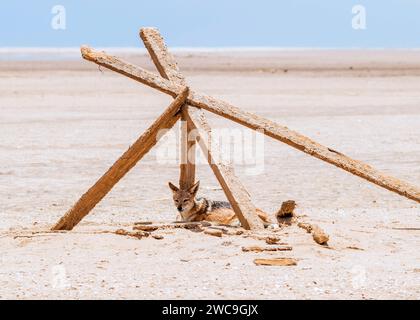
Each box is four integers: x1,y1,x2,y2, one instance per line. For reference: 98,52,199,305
297,222,312,233
133,225,159,232
204,228,223,237
152,234,164,240
226,229,244,235
134,221,153,225
346,246,364,251
265,236,281,245
277,200,296,218
298,222,329,245
115,229,128,235
267,224,280,230
115,228,149,239
311,224,329,245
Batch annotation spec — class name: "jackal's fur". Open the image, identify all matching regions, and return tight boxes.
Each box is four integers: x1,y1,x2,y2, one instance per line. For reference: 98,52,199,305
168,181,271,225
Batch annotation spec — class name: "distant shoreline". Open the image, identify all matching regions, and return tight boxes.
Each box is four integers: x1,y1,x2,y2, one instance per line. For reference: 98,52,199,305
1,47,420,61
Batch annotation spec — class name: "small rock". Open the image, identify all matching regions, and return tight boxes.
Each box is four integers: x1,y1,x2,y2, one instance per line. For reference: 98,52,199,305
204,228,223,237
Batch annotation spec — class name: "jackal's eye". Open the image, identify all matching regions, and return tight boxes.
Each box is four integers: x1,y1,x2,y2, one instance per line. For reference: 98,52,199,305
183,199,188,203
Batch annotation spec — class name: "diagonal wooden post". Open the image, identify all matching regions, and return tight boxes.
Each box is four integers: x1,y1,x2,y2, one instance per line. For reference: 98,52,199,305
183,108,263,230
140,28,195,190
140,27,263,229
80,46,420,204
51,87,189,230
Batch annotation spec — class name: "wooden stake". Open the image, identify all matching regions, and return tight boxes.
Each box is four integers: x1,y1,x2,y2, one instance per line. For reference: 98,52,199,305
81,46,420,204
140,28,196,190
184,108,264,230
51,87,189,230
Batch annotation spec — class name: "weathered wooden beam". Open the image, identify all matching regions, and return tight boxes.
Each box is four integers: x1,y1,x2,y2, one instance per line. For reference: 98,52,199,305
178,117,196,189
81,46,420,204
51,87,189,230
184,108,264,230
140,27,186,86
139,27,196,190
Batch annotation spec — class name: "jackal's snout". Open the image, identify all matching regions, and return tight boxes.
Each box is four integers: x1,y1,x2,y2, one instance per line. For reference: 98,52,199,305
168,181,200,214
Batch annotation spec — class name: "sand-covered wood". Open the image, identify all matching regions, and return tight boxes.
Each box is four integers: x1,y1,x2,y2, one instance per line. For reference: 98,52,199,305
184,108,264,230
133,225,159,232
140,28,186,87
298,222,329,245
204,228,223,237
254,258,297,266
115,229,149,239
51,87,189,231
242,245,293,252
276,200,296,218
80,46,420,204
311,224,329,245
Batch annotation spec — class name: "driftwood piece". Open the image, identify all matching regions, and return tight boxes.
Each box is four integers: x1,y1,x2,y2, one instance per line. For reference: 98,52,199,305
242,245,293,252
311,225,329,245
179,116,196,189
297,222,313,233
185,108,264,230
115,229,149,239
298,222,329,245
51,87,189,231
133,225,159,232
134,221,153,225
276,200,296,218
133,221,210,231
140,27,196,190
80,46,420,204
265,236,282,245
140,28,186,86
204,228,223,237
254,258,297,266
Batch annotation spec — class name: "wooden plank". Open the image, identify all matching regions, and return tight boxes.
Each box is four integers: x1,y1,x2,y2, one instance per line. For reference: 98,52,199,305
51,87,189,230
140,27,196,190
140,27,186,86
178,115,197,189
184,108,264,230
254,258,297,266
80,46,420,204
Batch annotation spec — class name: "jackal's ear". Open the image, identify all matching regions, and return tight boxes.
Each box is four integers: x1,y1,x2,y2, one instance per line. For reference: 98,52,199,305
168,182,179,192
188,180,200,195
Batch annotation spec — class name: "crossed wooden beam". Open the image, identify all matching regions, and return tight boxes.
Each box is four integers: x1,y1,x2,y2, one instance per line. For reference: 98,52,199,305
52,28,420,231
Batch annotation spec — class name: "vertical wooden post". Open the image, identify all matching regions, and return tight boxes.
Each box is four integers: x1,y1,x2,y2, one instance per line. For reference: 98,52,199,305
179,115,196,189
140,27,195,189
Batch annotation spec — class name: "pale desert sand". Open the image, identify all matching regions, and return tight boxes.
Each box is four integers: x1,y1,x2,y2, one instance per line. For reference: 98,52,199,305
0,50,419,299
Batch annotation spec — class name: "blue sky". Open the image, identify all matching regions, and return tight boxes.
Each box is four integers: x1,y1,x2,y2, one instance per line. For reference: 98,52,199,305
1,0,420,48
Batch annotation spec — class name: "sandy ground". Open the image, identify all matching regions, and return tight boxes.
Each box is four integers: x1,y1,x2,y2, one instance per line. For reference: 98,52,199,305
0,50,419,299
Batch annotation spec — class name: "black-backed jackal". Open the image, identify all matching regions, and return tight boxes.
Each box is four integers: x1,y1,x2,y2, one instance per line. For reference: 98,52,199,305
168,181,272,225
